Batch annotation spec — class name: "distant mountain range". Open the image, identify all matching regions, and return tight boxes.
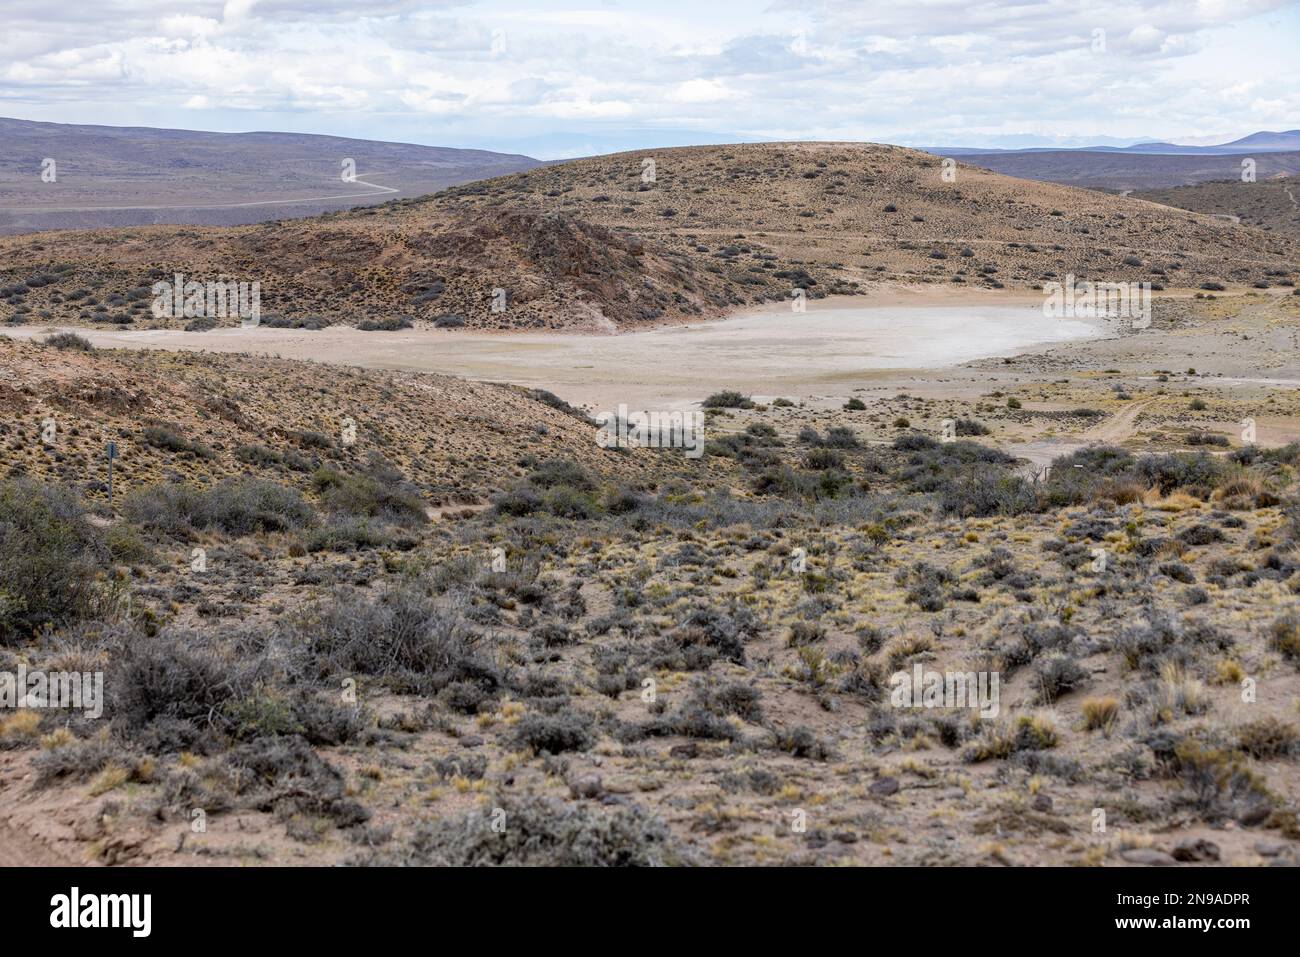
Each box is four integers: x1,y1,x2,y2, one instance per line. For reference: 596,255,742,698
3,117,1297,233
924,130,1300,191
0,117,540,234
929,129,1300,156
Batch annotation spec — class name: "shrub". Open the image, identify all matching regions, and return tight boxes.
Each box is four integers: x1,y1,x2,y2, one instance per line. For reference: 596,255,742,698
235,444,281,467
224,735,368,827
954,418,990,436
541,485,600,519
512,713,594,754
492,485,542,517
526,458,595,491
142,423,213,459
0,481,106,642
312,460,427,527
937,467,1037,518
124,478,316,538
803,448,845,470
287,585,494,695
524,388,591,423
43,332,93,351
1043,447,1225,505
1236,717,1298,759
107,627,260,749
1170,738,1270,820
304,518,393,553
671,604,764,666
1269,613,1300,662
356,315,413,332
1081,696,1120,731
787,622,826,647
33,732,137,786
1036,654,1088,703
964,715,1058,762
701,390,754,409
371,793,689,866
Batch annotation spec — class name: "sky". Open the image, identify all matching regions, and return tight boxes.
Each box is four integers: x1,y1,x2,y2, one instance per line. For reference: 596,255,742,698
1,0,1297,159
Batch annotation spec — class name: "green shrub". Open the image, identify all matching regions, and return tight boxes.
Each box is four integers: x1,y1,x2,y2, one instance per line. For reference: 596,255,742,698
701,390,754,409
312,460,427,527
0,481,107,642
142,423,213,459
526,458,595,490
124,478,316,538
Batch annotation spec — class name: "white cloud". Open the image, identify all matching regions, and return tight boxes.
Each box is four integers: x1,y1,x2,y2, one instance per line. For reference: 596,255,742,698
668,79,735,103
159,15,221,39
0,0,1294,153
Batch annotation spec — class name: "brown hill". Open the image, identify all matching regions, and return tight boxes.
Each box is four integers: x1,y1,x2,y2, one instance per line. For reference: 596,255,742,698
0,116,540,234
1133,178,1300,240
955,148,1300,191
2,142,1296,332
0,336,673,509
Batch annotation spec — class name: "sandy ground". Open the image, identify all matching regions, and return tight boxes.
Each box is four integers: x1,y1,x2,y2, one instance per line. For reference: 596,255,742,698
6,294,1109,412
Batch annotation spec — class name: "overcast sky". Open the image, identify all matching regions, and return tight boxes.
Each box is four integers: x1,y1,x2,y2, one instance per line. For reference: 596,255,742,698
2,0,1297,158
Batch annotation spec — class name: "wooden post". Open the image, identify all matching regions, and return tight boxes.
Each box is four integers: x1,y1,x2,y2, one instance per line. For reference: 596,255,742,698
107,441,117,506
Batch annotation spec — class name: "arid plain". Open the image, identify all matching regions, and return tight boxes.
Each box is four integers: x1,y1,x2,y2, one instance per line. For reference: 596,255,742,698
2,142,1299,866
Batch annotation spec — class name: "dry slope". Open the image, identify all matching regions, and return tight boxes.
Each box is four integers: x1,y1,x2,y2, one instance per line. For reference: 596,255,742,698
1,143,1296,333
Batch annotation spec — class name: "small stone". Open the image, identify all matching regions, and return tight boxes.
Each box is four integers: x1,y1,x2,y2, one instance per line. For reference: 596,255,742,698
459,735,484,749
1120,848,1178,866
569,774,604,799
1238,804,1271,827
1255,841,1286,858
870,776,900,797
1031,794,1053,813
1172,839,1220,862
669,743,698,760
804,829,828,849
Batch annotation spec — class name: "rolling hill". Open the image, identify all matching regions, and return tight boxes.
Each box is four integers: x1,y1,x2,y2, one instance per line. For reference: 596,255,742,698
1,141,1296,332
0,117,540,234
1133,179,1300,239
950,149,1300,192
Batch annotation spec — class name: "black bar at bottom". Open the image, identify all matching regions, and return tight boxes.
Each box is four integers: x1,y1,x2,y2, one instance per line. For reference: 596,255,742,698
0,864,1283,942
